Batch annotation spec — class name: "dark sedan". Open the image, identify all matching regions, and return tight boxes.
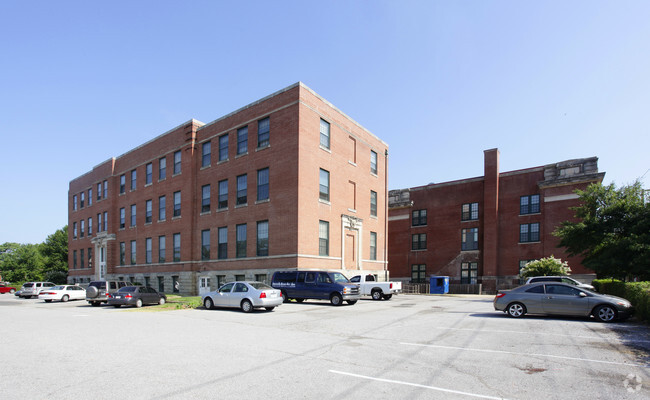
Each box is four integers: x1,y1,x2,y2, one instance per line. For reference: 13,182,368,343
107,286,167,308
494,282,633,322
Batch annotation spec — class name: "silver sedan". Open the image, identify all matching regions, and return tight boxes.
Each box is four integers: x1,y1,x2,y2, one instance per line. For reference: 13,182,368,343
494,282,633,322
202,281,283,313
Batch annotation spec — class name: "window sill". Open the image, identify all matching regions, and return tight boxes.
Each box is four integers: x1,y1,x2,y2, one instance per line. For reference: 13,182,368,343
371,172,378,177
348,208,357,213
172,173,181,178
235,152,248,159
256,144,270,152
158,178,166,183
319,145,332,153
145,183,152,188
218,159,229,165
348,161,357,167
217,207,229,213
172,216,181,220
411,249,427,252
255,199,270,205
201,165,211,170
158,219,166,223
200,211,211,216
519,241,541,244
235,203,248,209
319,199,331,206
519,212,542,217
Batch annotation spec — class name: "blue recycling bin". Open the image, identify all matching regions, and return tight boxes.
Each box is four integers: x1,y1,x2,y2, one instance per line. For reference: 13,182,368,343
429,276,449,294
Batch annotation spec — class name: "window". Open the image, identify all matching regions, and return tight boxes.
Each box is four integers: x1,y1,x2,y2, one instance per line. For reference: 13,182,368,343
88,248,92,268
411,264,426,283
520,223,540,243
319,169,330,201
145,200,152,223
146,163,152,185
88,218,92,236
257,221,269,256
201,184,210,213
173,151,181,175
462,202,479,221
130,240,136,265
236,174,247,205
412,233,426,250
173,233,181,261
88,189,92,206
103,180,108,198
319,221,329,256
103,212,108,232
461,228,479,251
237,126,248,155
520,194,540,215
371,150,378,175
173,191,181,217
119,208,125,229
158,276,165,293
80,249,85,268
159,157,167,180
370,232,377,261
73,250,77,269
412,209,427,226
97,183,102,201
218,179,228,209
202,141,211,167
97,213,102,232
219,134,228,161
130,169,137,191
80,192,85,208
257,168,269,201
461,262,478,284
370,191,377,217
80,220,85,238
320,119,330,149
130,204,136,227
258,117,270,148
145,238,152,264
159,195,166,221
73,195,78,211
201,229,210,260
119,175,125,194
158,236,166,263
218,227,228,259
236,224,247,258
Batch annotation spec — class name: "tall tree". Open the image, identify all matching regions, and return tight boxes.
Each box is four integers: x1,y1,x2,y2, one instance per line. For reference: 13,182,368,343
0,244,45,282
41,226,68,274
554,182,650,280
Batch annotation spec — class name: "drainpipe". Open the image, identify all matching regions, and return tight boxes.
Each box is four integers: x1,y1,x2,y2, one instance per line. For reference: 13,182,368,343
384,149,389,282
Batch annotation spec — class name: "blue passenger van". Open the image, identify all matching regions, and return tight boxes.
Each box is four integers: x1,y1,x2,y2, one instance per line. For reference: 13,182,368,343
271,270,361,306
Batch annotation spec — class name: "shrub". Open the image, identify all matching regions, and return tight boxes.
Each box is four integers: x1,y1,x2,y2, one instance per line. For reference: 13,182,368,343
520,255,571,279
593,279,650,322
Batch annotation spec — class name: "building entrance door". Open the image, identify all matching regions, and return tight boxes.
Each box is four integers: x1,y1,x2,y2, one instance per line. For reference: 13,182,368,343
345,232,356,269
199,277,211,296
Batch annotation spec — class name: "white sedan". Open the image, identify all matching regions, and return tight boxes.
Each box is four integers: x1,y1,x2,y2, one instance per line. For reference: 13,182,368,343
202,281,283,312
39,285,87,302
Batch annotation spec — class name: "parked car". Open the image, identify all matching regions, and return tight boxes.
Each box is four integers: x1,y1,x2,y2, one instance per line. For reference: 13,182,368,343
494,282,633,322
19,282,56,298
349,274,402,300
38,285,87,302
525,276,595,291
86,280,132,306
202,281,283,313
107,286,166,308
0,284,17,294
271,270,361,306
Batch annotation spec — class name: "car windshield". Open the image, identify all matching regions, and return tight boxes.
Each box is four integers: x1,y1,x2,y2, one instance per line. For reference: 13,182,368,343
23,283,34,288
118,286,137,293
250,282,273,290
330,272,350,283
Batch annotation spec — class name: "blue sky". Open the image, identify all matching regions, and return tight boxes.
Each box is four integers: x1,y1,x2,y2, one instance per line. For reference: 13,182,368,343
1,1,649,244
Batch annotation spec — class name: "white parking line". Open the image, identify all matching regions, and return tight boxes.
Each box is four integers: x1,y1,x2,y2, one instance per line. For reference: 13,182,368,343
431,326,650,343
330,370,510,400
401,342,647,368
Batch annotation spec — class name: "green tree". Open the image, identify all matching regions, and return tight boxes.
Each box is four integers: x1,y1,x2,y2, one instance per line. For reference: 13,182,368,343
520,256,571,279
0,243,45,282
41,226,68,275
554,182,650,280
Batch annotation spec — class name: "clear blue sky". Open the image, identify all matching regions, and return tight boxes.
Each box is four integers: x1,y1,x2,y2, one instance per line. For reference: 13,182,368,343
1,1,649,244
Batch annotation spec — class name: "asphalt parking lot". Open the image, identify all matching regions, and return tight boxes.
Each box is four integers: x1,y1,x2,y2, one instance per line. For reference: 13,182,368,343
1,293,649,400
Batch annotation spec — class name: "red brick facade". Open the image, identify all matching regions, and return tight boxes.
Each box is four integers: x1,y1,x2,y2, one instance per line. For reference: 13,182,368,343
68,83,388,295
388,149,605,292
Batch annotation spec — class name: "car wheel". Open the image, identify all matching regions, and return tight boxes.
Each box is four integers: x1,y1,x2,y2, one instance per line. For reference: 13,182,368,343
113,305,121,308
158,297,166,305
9,289,15,294
204,297,214,310
265,307,275,311
90,301,100,307
371,290,383,301
295,298,305,303
330,293,343,306
135,299,143,308
594,305,617,322
281,291,288,303
61,295,69,302
241,299,253,313
383,294,393,300
347,300,358,305
507,302,526,318
44,299,52,303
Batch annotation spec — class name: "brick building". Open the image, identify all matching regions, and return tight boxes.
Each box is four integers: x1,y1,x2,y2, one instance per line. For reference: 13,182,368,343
387,148,605,292
68,83,389,295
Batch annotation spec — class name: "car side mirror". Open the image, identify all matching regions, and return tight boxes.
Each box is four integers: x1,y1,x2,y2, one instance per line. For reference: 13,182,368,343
579,292,587,297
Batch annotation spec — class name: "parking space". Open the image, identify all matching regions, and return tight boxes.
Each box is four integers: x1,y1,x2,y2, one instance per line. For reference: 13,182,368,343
1,294,649,399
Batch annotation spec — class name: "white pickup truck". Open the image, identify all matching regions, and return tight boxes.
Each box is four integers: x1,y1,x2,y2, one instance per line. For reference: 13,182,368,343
349,274,402,300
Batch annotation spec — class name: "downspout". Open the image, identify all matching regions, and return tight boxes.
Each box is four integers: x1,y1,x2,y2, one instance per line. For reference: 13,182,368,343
384,149,389,281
